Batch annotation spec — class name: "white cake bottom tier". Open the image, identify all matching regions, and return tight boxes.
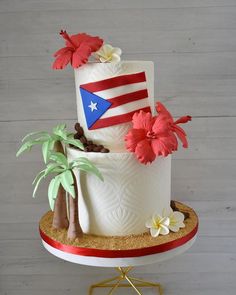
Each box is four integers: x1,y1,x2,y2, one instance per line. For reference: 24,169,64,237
67,147,171,236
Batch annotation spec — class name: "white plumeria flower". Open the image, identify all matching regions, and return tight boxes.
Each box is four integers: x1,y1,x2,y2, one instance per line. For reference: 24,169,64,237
94,44,122,63
162,207,185,233
145,214,170,238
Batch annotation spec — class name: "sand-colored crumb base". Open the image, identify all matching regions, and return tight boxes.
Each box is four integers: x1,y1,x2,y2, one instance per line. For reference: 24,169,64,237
39,201,198,251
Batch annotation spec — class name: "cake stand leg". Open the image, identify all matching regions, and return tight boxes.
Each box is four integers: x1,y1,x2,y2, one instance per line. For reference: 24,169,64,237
88,266,163,295
128,276,163,294
88,275,121,295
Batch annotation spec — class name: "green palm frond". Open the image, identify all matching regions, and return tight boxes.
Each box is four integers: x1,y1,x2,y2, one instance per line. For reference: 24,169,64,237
32,169,47,198
16,139,46,157
42,139,55,163
32,162,64,199
60,170,75,198
64,138,84,150
48,175,61,210
17,123,84,161
52,124,67,140
66,133,75,138
21,131,50,142
52,125,84,150
77,164,103,181
52,123,66,134
49,152,69,168
71,157,104,181
70,157,94,165
43,163,64,177
32,169,46,186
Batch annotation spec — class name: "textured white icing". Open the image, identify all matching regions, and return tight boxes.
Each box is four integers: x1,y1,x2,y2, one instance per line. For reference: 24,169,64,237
74,61,154,152
67,147,171,236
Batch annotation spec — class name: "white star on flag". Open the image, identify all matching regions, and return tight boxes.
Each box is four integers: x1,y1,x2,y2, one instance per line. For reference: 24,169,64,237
88,101,98,112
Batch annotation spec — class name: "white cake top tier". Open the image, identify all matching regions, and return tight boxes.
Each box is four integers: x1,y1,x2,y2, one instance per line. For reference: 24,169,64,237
74,61,154,152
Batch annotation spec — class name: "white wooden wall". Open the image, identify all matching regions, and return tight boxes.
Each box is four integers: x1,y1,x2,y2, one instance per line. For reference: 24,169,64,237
1,0,236,294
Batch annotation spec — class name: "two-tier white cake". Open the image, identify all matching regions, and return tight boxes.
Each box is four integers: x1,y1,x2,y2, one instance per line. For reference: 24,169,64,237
17,31,191,249
67,61,171,236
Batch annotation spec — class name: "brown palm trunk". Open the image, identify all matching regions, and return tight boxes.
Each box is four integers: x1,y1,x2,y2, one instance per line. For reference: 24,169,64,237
52,185,69,229
67,172,83,240
52,140,69,229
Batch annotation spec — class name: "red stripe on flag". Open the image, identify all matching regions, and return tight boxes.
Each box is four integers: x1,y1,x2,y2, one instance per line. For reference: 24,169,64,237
80,72,146,93
108,89,148,109
89,106,151,130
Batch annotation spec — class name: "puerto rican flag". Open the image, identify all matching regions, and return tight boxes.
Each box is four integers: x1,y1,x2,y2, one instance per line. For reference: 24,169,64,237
79,71,151,130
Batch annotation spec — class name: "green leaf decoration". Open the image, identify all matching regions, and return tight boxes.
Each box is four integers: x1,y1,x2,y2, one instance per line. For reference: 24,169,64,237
62,170,74,186
43,163,63,178
54,130,67,140
16,139,45,157
42,140,55,163
71,157,96,167
49,151,68,168
72,160,104,181
32,170,46,198
66,133,75,139
48,176,61,211
32,169,46,186
16,141,32,157
53,124,66,133
52,124,67,139
51,167,65,174
22,131,50,142
65,138,84,150
78,164,103,181
60,170,75,198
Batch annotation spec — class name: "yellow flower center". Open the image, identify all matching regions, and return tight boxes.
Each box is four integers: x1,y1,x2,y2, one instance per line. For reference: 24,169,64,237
153,217,162,229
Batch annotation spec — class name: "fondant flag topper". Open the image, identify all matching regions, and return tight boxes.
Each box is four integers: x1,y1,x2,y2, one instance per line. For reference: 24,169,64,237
80,71,151,130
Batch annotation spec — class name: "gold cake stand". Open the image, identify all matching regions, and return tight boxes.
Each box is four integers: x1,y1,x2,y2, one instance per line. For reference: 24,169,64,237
89,266,163,295
39,201,198,295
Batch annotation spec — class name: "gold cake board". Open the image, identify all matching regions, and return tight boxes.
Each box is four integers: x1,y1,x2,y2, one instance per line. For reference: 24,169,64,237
39,201,198,295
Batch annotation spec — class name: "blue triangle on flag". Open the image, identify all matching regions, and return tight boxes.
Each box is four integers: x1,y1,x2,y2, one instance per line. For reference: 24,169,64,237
80,87,112,129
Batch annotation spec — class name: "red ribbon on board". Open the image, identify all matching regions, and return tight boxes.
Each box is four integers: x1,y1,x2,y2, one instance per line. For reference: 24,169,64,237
39,222,198,258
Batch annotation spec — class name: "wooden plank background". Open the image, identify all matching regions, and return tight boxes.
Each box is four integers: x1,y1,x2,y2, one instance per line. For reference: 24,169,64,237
1,0,236,294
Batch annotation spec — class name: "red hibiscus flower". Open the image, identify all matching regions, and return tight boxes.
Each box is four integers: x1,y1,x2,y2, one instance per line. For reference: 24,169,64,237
125,102,191,164
52,30,103,69
125,110,177,164
156,102,191,148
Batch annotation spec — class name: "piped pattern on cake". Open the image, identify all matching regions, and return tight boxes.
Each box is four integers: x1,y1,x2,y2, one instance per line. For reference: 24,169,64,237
67,149,171,236
87,123,131,151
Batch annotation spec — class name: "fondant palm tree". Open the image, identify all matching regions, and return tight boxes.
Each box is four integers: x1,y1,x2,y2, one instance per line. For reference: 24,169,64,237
33,151,103,240
16,124,84,229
